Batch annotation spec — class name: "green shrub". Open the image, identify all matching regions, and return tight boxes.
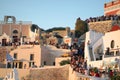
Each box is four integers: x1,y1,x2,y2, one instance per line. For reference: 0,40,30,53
111,75,120,80
59,59,70,66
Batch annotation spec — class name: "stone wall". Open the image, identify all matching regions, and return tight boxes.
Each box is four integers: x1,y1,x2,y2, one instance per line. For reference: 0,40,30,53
24,65,69,80
0,68,29,79
88,20,120,33
0,68,12,79
88,20,112,33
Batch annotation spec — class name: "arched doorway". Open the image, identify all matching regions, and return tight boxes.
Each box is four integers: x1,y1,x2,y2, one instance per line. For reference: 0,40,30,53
2,38,6,46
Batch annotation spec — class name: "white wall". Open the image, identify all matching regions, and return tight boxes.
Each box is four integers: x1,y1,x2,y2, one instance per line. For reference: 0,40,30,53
85,30,120,68
84,30,104,62
103,30,120,52
89,30,104,45
84,31,90,61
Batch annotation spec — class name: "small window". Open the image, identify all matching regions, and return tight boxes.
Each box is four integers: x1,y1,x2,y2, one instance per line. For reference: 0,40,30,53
30,54,34,60
14,53,17,59
111,40,115,48
29,62,34,67
116,51,119,55
105,47,110,55
15,63,17,68
44,61,46,65
53,62,55,65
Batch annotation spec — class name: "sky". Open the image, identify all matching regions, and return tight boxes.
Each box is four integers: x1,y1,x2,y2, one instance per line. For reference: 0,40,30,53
0,0,111,30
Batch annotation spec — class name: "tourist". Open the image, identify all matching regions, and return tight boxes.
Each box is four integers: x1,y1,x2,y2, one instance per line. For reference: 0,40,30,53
109,70,113,78
95,71,100,77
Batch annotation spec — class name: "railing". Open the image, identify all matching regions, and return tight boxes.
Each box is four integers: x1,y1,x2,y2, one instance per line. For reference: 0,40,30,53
75,72,109,80
0,21,32,25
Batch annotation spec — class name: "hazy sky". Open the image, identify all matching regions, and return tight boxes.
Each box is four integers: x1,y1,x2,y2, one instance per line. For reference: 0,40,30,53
0,0,111,30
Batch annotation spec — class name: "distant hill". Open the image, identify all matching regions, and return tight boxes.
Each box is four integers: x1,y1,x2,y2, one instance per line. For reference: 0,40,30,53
31,24,45,32
31,24,66,33
45,27,66,32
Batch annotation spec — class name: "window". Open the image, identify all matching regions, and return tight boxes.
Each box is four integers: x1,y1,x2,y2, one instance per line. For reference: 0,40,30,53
116,51,119,56
15,63,17,68
19,62,23,69
105,47,110,55
53,62,55,65
13,30,18,34
29,62,34,67
44,61,46,65
111,40,115,48
14,53,17,59
30,54,34,60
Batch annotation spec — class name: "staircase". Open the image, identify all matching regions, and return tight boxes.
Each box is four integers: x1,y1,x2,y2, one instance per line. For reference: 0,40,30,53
88,37,103,61
92,38,103,50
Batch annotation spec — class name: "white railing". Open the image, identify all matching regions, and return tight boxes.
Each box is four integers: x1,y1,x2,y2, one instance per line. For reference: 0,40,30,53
75,72,109,80
3,68,19,80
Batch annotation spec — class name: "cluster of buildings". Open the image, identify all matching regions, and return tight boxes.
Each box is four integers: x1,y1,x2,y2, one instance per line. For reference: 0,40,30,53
0,15,76,70
0,15,41,69
84,0,120,69
0,0,120,80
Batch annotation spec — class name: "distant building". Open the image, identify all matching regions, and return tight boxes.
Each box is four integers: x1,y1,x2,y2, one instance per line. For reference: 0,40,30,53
7,45,41,69
0,16,40,46
52,27,75,38
84,29,120,69
43,27,75,46
104,0,120,15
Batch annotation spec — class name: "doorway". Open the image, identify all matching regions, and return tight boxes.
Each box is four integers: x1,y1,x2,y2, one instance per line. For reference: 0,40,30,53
13,36,18,42
2,39,6,46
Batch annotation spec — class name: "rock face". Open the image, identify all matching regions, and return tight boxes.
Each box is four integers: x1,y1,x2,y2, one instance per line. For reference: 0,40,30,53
24,65,69,80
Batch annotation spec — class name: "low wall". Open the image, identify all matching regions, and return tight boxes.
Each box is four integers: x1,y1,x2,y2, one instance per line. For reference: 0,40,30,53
68,66,107,80
0,68,30,80
0,68,12,79
89,20,112,33
88,60,103,68
25,65,69,80
0,64,5,68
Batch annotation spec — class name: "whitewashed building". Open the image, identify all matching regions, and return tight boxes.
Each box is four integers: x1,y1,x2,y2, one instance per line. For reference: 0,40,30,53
84,29,120,69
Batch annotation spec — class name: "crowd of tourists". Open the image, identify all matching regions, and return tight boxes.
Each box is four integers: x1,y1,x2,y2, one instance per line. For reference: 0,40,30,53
85,15,120,23
69,47,120,79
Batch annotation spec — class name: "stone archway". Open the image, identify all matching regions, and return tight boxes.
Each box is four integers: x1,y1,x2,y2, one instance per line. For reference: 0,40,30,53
4,16,16,24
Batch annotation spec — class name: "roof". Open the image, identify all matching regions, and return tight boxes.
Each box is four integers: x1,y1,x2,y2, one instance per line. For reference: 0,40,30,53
110,25,120,31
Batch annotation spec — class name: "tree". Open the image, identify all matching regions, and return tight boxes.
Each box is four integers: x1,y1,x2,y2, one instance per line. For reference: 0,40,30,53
45,27,65,32
31,24,44,32
75,17,88,38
